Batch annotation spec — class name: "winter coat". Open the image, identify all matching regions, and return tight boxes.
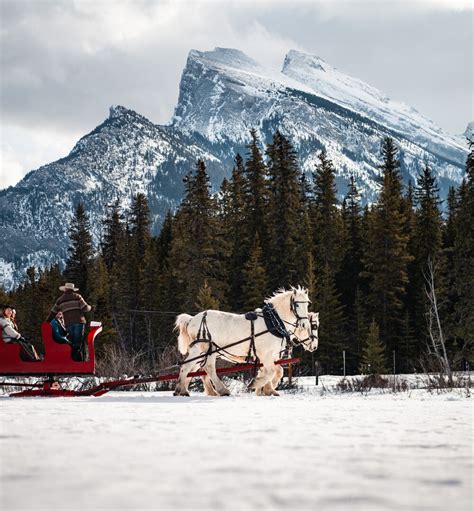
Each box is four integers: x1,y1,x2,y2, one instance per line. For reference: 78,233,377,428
0,316,21,343
47,290,92,326
51,318,70,344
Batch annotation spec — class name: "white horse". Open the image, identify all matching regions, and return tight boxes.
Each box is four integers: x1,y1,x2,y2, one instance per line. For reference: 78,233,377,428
200,310,320,397
173,287,311,397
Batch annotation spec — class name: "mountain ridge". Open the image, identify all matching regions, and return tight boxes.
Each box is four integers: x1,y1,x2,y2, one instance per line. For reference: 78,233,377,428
0,47,468,289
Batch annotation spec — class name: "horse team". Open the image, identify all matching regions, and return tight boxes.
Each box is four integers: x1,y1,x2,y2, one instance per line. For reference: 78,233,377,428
173,286,319,397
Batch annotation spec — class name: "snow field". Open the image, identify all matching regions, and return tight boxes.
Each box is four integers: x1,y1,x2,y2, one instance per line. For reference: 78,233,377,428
0,387,472,511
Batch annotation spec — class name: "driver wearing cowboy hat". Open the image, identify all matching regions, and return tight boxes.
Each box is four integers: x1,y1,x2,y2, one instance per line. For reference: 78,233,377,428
46,283,92,361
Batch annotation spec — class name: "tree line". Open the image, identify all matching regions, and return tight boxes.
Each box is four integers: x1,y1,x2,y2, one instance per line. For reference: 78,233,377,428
2,131,473,375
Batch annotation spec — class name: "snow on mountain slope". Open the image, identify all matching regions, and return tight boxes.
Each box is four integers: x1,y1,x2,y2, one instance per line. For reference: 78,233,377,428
172,47,466,203
0,105,221,289
282,49,465,162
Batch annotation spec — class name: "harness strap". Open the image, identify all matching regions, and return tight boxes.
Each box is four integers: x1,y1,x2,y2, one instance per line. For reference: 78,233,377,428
180,328,271,368
245,317,260,375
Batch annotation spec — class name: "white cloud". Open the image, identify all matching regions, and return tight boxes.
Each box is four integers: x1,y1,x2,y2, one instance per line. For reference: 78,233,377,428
0,126,79,188
0,146,25,189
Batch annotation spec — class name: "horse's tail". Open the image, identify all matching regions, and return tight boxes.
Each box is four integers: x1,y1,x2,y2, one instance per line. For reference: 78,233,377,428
175,313,193,355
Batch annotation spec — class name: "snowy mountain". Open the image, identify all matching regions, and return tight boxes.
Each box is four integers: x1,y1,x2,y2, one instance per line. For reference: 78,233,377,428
0,47,468,289
0,105,223,288
172,48,466,198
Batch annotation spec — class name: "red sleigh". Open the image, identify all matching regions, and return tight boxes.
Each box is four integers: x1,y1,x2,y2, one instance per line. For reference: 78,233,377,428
0,321,102,376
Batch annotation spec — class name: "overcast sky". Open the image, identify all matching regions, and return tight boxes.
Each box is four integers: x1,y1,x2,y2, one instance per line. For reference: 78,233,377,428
1,0,472,189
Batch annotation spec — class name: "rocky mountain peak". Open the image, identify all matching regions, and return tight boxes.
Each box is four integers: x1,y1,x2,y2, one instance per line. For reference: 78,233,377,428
463,121,474,139
188,47,260,72
283,49,327,73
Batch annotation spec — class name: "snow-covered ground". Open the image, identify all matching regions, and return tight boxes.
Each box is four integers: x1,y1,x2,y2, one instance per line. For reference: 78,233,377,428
0,381,472,511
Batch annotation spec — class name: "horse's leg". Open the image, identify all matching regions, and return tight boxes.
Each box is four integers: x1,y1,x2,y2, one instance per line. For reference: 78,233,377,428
174,344,203,396
204,354,231,396
261,365,282,396
269,365,284,394
202,375,219,396
248,358,276,395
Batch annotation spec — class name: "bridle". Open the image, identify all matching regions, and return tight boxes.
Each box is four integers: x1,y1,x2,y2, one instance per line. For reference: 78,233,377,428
290,315,319,350
290,295,310,327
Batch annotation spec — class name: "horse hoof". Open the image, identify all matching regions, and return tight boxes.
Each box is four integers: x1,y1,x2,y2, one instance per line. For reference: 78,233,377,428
219,390,231,397
173,390,190,397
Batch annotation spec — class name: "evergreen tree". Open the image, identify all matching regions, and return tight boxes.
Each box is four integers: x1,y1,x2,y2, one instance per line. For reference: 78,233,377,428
244,130,269,260
195,280,220,311
339,176,364,325
411,163,443,355
169,160,226,310
241,234,269,311
311,151,344,274
101,199,124,271
109,225,133,351
314,263,345,373
359,319,388,375
364,138,411,352
127,193,152,352
338,178,366,373
266,131,304,288
88,256,116,351
64,203,93,296
226,154,250,309
452,141,474,364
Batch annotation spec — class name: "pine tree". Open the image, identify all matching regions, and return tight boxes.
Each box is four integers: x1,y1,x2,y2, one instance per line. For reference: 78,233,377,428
127,193,152,352
338,177,365,372
314,263,345,373
101,199,124,272
359,319,387,375
195,280,220,311
339,180,363,304
109,225,133,351
169,160,226,310
452,141,474,364
244,130,269,260
266,131,304,288
363,138,411,352
311,151,344,274
64,203,93,296
411,163,443,355
88,256,116,351
226,154,250,309
241,234,269,311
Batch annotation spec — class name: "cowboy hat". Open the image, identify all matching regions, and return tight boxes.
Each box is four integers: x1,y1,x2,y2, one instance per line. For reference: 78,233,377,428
59,282,79,292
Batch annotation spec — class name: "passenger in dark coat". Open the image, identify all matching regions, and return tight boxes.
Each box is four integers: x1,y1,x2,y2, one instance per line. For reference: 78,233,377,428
47,283,92,361
51,311,70,345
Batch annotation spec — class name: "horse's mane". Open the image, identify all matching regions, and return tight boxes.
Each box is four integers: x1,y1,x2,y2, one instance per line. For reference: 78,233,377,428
265,286,308,307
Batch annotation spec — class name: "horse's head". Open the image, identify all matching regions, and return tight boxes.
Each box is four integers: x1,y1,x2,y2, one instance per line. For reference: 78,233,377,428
289,286,311,332
293,311,319,352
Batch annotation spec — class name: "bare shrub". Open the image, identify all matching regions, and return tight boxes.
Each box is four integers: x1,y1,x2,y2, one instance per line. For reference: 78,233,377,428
336,375,409,393
95,344,152,378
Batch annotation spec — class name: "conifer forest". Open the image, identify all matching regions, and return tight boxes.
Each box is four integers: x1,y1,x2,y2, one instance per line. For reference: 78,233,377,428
4,133,473,376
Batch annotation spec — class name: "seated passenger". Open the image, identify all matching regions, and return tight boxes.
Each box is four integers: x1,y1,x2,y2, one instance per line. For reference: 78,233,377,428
0,304,42,361
51,311,71,344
